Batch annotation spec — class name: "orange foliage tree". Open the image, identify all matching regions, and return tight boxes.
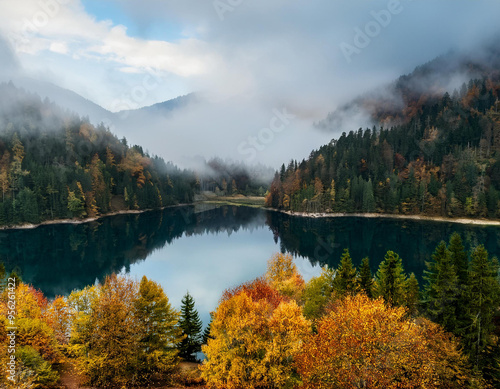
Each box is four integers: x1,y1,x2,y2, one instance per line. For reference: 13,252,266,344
201,278,310,389
295,294,471,389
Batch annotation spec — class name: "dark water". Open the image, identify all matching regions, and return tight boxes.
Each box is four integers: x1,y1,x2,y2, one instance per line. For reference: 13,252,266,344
2,204,500,324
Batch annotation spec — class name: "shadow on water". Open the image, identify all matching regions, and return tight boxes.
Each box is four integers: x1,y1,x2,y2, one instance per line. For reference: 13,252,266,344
267,211,500,280
2,205,500,296
0,205,267,296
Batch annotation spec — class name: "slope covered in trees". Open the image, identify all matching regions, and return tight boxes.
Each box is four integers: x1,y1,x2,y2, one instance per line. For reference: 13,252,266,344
267,71,500,218
0,82,197,226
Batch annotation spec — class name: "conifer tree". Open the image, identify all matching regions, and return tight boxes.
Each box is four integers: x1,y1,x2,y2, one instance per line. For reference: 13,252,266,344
202,313,214,345
374,251,407,307
448,233,468,285
333,249,357,296
178,292,203,362
423,241,459,333
358,257,373,298
405,272,420,317
464,246,500,370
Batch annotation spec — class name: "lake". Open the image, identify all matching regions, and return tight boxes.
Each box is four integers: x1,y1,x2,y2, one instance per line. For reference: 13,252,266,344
2,204,500,325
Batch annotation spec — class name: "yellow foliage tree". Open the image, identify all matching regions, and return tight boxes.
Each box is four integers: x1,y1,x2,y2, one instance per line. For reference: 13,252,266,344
296,294,471,389
201,283,310,389
265,253,305,301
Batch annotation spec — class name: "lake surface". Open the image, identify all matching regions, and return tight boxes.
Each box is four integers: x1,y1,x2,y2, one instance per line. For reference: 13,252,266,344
3,204,500,325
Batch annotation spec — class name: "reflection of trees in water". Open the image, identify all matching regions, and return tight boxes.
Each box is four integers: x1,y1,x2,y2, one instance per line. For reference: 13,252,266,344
5,204,500,297
267,211,500,281
1,206,267,297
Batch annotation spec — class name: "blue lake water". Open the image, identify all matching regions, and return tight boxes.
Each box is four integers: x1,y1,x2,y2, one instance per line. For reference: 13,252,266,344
3,204,500,326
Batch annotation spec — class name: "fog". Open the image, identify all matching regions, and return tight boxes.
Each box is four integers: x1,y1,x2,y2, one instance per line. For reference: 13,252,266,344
0,0,500,168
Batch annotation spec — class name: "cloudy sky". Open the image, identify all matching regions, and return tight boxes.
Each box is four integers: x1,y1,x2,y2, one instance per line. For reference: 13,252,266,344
0,0,499,167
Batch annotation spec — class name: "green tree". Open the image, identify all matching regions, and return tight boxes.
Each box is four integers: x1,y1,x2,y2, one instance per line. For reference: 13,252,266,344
374,251,407,307
358,257,374,298
134,276,182,381
424,241,459,333
464,246,500,370
405,272,420,317
178,292,203,362
333,249,358,296
362,179,375,212
202,313,214,345
448,233,468,285
302,266,335,320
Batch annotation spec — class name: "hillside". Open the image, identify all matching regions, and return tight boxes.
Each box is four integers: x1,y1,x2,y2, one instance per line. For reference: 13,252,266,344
0,82,198,226
267,60,500,219
319,47,500,130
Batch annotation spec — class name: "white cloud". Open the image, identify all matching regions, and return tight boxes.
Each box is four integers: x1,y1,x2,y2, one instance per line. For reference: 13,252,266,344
0,0,218,78
49,41,67,54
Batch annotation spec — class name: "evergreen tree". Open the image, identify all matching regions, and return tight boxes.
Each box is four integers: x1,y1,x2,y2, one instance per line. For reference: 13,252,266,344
447,233,470,335
423,241,459,333
203,313,214,345
448,233,468,285
405,272,420,317
358,257,373,298
178,292,203,362
333,249,357,296
362,179,375,212
464,246,500,370
374,251,407,307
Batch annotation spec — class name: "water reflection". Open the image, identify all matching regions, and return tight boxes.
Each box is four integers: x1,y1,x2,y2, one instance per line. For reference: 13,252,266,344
2,205,500,311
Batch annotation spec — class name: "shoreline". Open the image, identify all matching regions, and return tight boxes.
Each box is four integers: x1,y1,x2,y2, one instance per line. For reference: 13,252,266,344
3,200,500,231
0,203,191,231
268,209,500,226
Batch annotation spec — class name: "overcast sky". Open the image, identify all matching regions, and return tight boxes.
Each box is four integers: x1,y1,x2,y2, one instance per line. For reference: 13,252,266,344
0,0,499,167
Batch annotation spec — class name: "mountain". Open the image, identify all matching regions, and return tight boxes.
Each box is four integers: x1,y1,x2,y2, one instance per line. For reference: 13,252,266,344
319,45,500,131
268,51,500,219
10,77,114,125
0,82,198,227
118,93,197,118
6,77,196,128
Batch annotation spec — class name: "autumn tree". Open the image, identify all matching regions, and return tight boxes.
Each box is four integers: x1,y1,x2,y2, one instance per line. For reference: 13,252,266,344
70,274,140,387
69,274,182,387
0,282,60,387
296,294,471,389
201,279,310,389
178,292,203,362
0,151,10,201
265,253,304,301
134,276,183,381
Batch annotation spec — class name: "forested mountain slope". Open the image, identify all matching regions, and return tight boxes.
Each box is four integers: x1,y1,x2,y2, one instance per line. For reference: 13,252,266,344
267,67,500,218
0,82,197,226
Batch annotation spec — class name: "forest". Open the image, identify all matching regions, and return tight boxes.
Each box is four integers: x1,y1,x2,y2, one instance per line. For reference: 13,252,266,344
267,74,500,218
0,82,198,226
1,233,499,388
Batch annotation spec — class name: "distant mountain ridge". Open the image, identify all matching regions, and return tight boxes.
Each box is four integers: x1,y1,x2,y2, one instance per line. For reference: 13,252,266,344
7,77,194,126
319,45,500,131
